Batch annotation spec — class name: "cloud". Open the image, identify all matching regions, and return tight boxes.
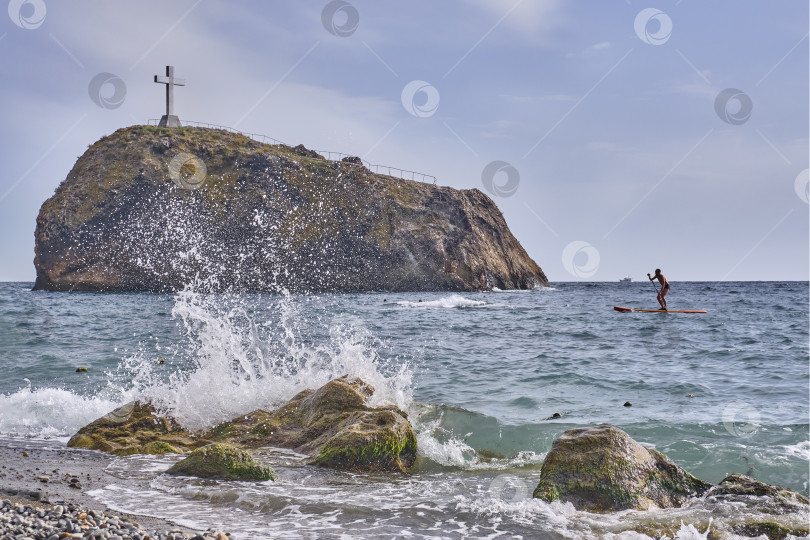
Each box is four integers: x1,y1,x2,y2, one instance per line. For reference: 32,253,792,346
499,93,576,103
669,81,719,98
466,0,564,36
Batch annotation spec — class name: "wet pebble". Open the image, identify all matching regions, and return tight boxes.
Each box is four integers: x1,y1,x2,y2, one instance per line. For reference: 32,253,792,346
0,499,232,539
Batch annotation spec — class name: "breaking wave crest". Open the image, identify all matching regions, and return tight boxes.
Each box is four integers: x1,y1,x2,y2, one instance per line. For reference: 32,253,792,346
0,385,119,438
118,289,414,431
395,294,487,309
0,288,414,437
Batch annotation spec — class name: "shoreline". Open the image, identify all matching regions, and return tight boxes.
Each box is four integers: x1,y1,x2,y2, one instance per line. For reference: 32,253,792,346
0,436,226,538
2,430,809,539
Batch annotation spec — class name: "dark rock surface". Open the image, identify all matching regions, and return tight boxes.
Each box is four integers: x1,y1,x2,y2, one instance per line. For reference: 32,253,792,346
33,126,547,292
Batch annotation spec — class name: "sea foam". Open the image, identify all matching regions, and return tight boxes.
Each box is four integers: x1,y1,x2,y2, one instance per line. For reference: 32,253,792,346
0,385,120,438
396,294,486,309
122,289,414,431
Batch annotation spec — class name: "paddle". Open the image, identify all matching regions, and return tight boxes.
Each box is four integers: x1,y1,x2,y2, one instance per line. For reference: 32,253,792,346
647,272,663,310
647,273,659,295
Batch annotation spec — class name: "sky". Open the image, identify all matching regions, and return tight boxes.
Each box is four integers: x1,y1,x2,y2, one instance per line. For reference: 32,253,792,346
0,0,807,282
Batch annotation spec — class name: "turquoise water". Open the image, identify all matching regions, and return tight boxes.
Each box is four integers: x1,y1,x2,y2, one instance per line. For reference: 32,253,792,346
0,281,807,537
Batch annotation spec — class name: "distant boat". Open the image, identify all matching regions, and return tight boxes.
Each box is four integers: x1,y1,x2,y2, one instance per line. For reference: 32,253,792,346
620,276,632,283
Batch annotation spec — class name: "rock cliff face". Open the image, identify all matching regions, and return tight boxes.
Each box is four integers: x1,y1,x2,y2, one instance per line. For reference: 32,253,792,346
33,126,547,292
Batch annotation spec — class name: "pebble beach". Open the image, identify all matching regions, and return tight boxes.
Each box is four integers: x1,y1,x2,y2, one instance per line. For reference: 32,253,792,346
0,440,230,540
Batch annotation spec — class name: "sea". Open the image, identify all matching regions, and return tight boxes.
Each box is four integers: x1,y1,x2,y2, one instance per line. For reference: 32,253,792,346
0,280,807,538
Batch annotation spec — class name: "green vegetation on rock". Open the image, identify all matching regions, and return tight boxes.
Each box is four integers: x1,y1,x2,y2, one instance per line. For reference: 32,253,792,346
166,443,277,481
312,410,418,472
532,424,711,512
67,401,206,456
710,473,810,514
68,376,417,474
733,522,808,540
203,376,418,473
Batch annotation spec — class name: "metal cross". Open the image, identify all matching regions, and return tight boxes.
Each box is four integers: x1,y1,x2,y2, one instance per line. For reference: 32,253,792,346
154,66,185,117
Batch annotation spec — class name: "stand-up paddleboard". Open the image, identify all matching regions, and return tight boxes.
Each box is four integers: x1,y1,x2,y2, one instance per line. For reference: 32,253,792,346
614,306,707,313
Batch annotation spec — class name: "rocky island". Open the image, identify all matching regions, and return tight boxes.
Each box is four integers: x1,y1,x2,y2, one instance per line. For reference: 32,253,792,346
33,126,546,292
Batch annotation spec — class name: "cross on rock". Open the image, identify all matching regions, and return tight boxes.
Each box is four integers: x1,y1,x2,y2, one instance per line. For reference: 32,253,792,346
154,65,185,127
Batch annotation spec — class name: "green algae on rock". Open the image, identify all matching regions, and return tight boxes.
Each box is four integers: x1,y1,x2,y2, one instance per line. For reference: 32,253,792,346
713,473,809,503
33,125,547,292
733,521,809,540
709,473,810,513
68,377,416,473
67,401,206,456
532,424,711,512
205,376,417,473
312,409,417,472
166,443,277,481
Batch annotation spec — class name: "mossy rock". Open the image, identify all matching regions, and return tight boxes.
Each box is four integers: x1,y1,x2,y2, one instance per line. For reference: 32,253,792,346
69,377,417,473
67,401,207,455
112,441,182,456
709,473,810,513
533,424,711,512
733,521,809,539
166,443,276,481
206,376,417,473
713,473,809,503
312,410,417,472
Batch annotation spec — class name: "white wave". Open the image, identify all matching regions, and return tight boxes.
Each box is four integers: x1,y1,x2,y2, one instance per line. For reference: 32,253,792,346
668,520,712,540
490,286,556,292
0,289,414,438
0,386,122,438
454,495,721,539
454,496,578,530
784,440,810,460
396,294,486,309
411,409,544,470
119,290,413,432
415,424,477,466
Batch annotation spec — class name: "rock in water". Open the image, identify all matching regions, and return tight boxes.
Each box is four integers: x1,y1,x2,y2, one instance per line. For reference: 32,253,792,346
710,473,810,510
33,126,547,292
68,377,416,473
533,424,711,511
709,476,810,539
166,443,277,481
206,376,417,472
67,401,205,456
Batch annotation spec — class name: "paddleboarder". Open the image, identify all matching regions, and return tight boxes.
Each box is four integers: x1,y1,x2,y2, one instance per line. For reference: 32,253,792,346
647,269,669,310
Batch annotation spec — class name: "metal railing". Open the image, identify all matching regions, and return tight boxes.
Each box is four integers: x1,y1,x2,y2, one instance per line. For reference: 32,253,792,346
146,119,437,184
